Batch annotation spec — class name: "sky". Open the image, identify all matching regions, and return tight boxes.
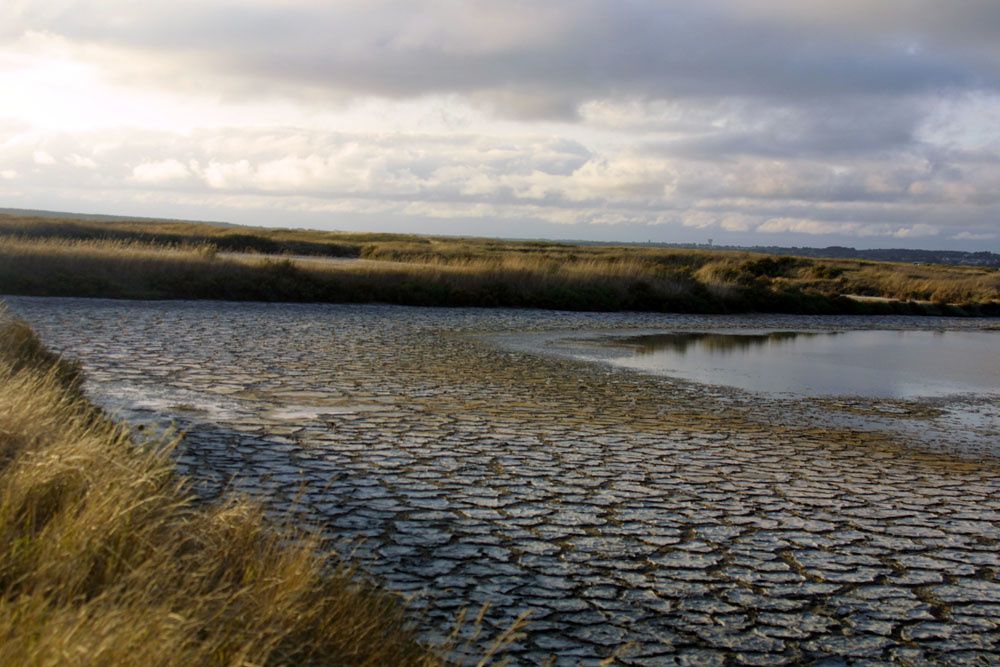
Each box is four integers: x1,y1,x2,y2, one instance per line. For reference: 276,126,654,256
1,1,998,250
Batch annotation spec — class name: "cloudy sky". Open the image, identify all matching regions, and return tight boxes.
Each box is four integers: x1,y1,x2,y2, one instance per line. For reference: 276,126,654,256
1,1,998,249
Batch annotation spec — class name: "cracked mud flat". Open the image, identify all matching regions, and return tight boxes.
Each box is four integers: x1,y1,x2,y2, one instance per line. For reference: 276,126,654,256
7,297,1000,666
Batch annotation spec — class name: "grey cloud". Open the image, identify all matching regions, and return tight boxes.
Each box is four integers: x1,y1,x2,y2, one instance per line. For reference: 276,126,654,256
648,97,928,160
7,1,998,111
734,1,1000,52
2,2,998,249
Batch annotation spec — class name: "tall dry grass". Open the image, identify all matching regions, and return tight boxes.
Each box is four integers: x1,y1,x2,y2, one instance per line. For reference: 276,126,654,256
0,235,717,310
842,263,1000,304
0,306,452,666
0,236,298,301
2,230,998,314
0,213,366,257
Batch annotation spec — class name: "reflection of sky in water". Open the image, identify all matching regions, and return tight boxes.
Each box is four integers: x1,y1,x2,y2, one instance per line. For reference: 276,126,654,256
603,330,1000,398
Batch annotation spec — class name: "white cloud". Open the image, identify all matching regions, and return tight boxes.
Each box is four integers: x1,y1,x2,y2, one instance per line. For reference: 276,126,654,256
953,231,997,241
201,160,252,189
755,218,942,239
756,218,856,236
66,153,96,168
892,224,939,238
681,211,718,229
131,158,190,184
719,214,754,232
32,149,56,165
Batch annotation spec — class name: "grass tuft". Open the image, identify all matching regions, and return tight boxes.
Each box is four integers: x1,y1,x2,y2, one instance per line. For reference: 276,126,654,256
0,307,446,666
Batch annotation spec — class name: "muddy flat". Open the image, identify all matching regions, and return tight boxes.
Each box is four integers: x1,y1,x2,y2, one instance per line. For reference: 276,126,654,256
8,297,1000,665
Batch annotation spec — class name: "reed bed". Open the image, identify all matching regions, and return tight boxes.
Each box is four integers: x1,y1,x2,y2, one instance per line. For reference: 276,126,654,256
0,306,453,666
2,217,998,314
0,214,366,257
0,236,761,312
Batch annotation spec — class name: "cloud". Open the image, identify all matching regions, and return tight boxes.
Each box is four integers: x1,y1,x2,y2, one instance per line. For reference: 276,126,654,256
32,149,56,165
0,122,995,248
131,158,191,184
953,231,998,241
756,218,940,239
891,224,940,238
0,2,997,249
4,1,998,116
733,1,1000,50
66,153,96,168
653,97,929,160
757,218,858,236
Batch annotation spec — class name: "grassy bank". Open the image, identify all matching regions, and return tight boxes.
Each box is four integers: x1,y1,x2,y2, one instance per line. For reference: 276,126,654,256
2,213,999,314
0,307,446,665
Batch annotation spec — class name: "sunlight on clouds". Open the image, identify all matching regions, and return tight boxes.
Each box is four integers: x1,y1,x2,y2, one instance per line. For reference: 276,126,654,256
0,30,368,134
32,150,56,165
0,32,141,132
0,1,997,248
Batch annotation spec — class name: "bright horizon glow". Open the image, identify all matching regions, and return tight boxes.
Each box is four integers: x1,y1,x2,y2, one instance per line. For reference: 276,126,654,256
1,2,998,250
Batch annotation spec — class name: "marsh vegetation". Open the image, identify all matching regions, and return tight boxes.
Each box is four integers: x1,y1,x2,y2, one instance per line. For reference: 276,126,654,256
2,212,998,314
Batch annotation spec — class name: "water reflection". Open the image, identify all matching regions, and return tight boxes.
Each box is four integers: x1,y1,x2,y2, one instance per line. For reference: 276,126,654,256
618,331,831,356
598,329,1000,398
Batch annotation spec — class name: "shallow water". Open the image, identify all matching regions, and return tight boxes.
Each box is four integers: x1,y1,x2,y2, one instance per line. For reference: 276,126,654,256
6,297,1000,665
576,329,1000,399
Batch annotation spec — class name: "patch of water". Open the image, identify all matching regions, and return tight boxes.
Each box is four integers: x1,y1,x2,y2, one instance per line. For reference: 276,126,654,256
569,329,1000,399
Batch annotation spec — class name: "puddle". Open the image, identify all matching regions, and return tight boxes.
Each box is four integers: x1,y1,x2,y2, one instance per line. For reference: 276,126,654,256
581,329,1000,399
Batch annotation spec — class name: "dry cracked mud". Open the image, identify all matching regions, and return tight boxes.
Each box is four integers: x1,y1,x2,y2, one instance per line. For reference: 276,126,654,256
8,297,1000,666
